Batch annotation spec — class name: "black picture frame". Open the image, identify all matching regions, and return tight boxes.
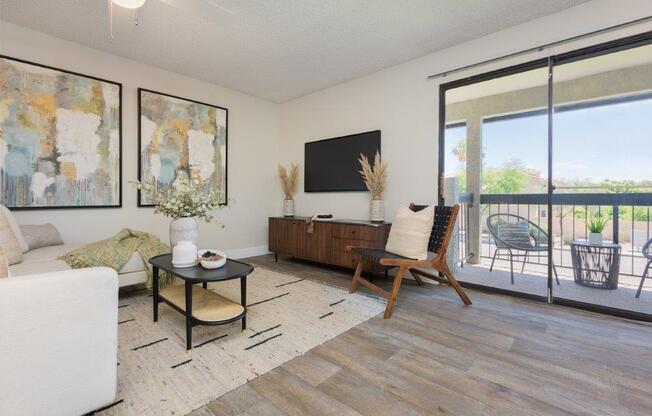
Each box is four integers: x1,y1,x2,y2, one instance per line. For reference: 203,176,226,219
137,88,228,207
0,54,123,210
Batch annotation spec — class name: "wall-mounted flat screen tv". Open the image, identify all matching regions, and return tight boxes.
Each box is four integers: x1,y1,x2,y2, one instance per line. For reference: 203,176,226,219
304,130,381,192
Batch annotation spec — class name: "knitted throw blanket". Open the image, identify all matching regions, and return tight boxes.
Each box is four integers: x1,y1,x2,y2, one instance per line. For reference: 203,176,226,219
59,228,174,288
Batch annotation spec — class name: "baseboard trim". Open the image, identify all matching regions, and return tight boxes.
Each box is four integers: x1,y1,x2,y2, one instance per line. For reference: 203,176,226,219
224,245,270,259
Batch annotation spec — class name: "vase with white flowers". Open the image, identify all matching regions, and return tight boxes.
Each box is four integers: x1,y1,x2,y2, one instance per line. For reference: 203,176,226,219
278,163,300,217
132,179,225,248
358,151,387,222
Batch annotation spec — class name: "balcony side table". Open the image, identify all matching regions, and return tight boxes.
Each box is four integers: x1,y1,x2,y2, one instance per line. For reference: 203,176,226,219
570,240,621,290
150,254,254,351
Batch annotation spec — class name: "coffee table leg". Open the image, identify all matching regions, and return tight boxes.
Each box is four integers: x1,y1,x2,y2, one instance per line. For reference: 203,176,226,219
185,281,193,351
152,266,159,323
241,276,247,331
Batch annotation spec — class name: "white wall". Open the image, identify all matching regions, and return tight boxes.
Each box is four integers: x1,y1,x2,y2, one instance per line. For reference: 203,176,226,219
0,22,280,257
279,0,652,222
2,0,652,258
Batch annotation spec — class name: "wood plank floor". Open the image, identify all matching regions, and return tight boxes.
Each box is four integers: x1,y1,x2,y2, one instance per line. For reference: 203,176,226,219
187,254,652,416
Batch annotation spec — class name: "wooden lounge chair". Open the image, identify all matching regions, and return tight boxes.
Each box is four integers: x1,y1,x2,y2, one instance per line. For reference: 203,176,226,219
348,204,471,319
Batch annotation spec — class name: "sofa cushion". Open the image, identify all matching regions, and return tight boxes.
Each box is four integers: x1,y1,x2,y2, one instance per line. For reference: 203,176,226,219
22,244,83,263
21,244,146,275
10,259,72,276
0,204,29,253
0,210,23,265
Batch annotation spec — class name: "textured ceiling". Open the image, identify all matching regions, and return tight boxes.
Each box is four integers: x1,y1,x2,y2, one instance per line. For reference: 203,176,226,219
0,0,589,102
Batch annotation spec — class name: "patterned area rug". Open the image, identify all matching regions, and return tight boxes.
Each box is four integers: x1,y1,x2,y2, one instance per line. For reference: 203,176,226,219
96,267,384,415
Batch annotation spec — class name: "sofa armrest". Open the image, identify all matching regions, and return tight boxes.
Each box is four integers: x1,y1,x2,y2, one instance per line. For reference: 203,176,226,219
0,267,119,416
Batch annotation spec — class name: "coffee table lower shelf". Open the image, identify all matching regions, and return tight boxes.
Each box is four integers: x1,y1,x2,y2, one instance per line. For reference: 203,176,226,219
159,285,245,324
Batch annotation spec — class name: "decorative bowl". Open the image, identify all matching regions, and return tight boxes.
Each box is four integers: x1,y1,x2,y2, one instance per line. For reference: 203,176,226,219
198,249,227,269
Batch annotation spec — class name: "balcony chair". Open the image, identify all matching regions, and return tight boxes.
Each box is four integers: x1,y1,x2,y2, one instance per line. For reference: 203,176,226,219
635,238,652,298
486,213,560,285
348,204,471,319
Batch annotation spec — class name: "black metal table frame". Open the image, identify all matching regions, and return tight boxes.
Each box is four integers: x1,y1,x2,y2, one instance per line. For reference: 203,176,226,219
152,262,250,351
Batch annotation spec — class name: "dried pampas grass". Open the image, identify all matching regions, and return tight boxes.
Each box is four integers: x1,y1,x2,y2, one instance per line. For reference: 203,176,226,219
358,151,387,200
278,163,300,200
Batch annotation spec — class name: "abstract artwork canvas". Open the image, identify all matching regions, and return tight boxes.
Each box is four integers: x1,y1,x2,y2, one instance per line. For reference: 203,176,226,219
138,89,227,206
0,56,121,209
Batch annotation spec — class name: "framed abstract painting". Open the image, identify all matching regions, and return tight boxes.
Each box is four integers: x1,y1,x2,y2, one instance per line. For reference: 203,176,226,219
138,88,228,206
0,55,122,209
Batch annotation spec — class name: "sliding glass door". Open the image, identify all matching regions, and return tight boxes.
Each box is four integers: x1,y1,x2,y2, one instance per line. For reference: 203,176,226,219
551,41,652,317
440,32,652,319
443,65,552,299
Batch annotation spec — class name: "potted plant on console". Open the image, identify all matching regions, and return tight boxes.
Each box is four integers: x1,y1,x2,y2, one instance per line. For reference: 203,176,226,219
133,179,224,248
359,151,387,222
278,163,300,217
587,213,608,245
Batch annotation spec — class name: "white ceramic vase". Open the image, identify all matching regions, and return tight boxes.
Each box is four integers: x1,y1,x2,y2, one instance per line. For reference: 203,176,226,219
170,217,198,248
370,199,385,222
588,232,603,246
283,199,295,217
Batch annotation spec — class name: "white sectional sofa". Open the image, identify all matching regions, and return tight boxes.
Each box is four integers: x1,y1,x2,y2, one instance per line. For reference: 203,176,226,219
10,243,149,287
0,267,119,416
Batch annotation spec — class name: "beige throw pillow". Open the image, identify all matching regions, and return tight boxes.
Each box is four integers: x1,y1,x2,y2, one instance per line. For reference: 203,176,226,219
20,223,64,250
0,204,29,253
385,205,434,260
0,247,8,278
0,210,23,265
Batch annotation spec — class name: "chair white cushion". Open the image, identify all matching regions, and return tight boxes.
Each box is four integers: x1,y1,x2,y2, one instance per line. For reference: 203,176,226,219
385,205,434,261
0,204,29,253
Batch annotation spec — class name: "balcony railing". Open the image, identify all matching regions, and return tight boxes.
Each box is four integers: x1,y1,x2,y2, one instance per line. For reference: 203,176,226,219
453,192,652,278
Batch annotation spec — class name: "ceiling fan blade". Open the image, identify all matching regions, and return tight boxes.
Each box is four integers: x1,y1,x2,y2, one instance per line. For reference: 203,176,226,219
157,0,236,26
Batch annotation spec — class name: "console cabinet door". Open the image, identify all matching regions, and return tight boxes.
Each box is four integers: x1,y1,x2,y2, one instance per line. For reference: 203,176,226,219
269,218,299,255
301,222,330,261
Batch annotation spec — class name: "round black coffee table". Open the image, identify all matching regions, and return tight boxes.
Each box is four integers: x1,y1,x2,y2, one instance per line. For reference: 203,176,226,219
150,254,254,351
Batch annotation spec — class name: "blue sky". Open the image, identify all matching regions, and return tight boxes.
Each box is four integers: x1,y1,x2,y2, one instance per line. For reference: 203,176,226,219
445,97,652,184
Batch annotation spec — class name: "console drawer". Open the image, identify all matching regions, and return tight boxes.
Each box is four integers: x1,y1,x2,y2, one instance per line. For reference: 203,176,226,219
331,237,381,253
332,224,379,241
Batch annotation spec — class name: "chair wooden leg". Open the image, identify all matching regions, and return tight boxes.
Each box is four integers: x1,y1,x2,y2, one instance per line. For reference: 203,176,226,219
636,260,651,298
409,269,424,286
384,266,406,319
440,263,472,306
349,258,364,294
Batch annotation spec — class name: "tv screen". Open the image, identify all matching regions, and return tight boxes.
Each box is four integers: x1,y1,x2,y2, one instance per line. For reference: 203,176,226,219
304,130,381,192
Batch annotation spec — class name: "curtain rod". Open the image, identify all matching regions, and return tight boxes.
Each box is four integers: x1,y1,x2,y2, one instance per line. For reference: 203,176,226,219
426,15,652,80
